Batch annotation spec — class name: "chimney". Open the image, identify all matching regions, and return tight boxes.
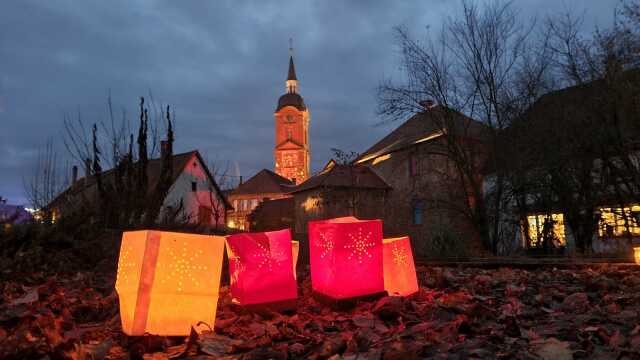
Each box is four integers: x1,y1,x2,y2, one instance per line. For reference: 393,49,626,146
419,99,436,109
72,165,78,184
160,140,170,161
84,158,91,177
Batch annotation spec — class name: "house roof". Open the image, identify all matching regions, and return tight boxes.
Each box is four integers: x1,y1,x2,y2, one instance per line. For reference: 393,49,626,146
49,150,232,209
289,164,391,194
229,169,295,196
355,105,488,164
502,68,640,171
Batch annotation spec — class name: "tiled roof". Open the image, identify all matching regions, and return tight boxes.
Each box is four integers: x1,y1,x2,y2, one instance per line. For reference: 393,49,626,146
289,164,391,194
229,169,295,196
356,105,488,164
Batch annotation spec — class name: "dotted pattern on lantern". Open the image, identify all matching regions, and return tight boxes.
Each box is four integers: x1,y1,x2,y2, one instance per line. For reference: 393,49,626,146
253,240,284,271
344,227,375,264
157,241,208,292
116,245,136,287
229,245,245,286
316,232,334,258
392,243,408,266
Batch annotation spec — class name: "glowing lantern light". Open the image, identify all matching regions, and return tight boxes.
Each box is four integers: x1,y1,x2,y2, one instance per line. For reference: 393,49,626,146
115,230,225,336
308,217,384,300
383,236,419,296
225,229,297,306
292,240,299,279
634,246,640,264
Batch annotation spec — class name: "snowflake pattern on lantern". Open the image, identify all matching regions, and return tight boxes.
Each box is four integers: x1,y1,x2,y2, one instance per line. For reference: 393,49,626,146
158,241,208,292
344,227,375,263
253,240,284,271
392,243,408,266
316,232,334,258
116,245,135,287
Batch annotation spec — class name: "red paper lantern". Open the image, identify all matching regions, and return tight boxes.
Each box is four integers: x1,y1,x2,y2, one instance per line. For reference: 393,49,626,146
226,229,297,305
383,236,419,296
308,217,384,300
115,231,226,336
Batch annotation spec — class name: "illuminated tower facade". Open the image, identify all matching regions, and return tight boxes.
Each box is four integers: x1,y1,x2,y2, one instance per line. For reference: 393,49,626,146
273,45,310,184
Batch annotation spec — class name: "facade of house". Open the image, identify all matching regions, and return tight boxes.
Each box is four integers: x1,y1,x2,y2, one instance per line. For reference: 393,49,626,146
225,169,294,231
355,105,490,257
488,70,640,255
48,150,231,228
248,197,295,232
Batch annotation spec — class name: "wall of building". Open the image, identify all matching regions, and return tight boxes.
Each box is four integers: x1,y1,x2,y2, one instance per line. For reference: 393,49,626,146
226,192,291,231
162,154,226,228
362,139,485,258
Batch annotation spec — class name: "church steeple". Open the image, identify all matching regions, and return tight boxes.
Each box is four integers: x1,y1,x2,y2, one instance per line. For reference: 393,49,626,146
286,39,298,94
274,39,310,184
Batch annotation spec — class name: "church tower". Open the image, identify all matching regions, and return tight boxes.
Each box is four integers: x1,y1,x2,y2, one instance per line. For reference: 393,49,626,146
274,43,310,184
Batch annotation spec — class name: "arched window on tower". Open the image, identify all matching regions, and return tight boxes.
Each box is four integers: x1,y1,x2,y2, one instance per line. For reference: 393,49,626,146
286,127,292,140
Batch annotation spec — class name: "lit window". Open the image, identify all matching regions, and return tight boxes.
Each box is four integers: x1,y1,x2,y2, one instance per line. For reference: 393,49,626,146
526,214,566,248
413,200,424,225
598,205,640,238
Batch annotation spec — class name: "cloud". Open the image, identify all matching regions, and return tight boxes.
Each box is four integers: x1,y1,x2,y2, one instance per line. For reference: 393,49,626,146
0,0,618,205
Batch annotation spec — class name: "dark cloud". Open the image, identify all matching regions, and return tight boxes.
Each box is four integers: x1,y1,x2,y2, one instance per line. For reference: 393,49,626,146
0,0,617,205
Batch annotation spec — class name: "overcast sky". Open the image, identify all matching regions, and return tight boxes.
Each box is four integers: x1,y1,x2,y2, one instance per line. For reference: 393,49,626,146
0,0,619,206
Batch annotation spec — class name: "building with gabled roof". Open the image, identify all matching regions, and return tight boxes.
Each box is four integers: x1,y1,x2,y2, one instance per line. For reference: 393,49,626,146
354,104,490,257
225,169,295,230
288,162,391,239
48,149,231,228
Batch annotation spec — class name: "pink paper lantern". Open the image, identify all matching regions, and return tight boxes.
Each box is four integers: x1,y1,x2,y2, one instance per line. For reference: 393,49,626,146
308,217,384,300
383,236,419,296
225,229,297,305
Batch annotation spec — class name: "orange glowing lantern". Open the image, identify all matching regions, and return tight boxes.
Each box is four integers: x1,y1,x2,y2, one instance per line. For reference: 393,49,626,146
115,230,225,336
383,236,419,296
634,246,640,264
308,217,385,300
225,229,297,306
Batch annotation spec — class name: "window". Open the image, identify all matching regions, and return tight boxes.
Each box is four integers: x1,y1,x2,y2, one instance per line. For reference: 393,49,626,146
286,115,294,123
413,200,425,225
526,213,566,248
408,153,418,177
191,181,197,192
286,127,293,140
598,205,640,238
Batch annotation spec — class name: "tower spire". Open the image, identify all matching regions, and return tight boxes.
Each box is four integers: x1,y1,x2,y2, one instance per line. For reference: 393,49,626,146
286,38,298,93
287,40,297,82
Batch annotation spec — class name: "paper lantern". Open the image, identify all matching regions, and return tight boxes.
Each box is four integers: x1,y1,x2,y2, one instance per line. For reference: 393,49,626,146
308,217,384,300
383,236,419,296
634,246,640,264
115,230,225,336
225,229,297,305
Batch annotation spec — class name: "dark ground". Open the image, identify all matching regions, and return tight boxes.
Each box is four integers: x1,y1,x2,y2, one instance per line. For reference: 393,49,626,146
1,262,640,359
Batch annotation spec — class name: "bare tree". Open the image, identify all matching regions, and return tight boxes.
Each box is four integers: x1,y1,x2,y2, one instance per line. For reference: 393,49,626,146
378,0,552,253
23,139,67,217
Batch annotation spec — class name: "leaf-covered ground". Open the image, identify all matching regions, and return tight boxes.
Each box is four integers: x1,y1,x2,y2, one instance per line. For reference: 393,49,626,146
1,265,640,359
